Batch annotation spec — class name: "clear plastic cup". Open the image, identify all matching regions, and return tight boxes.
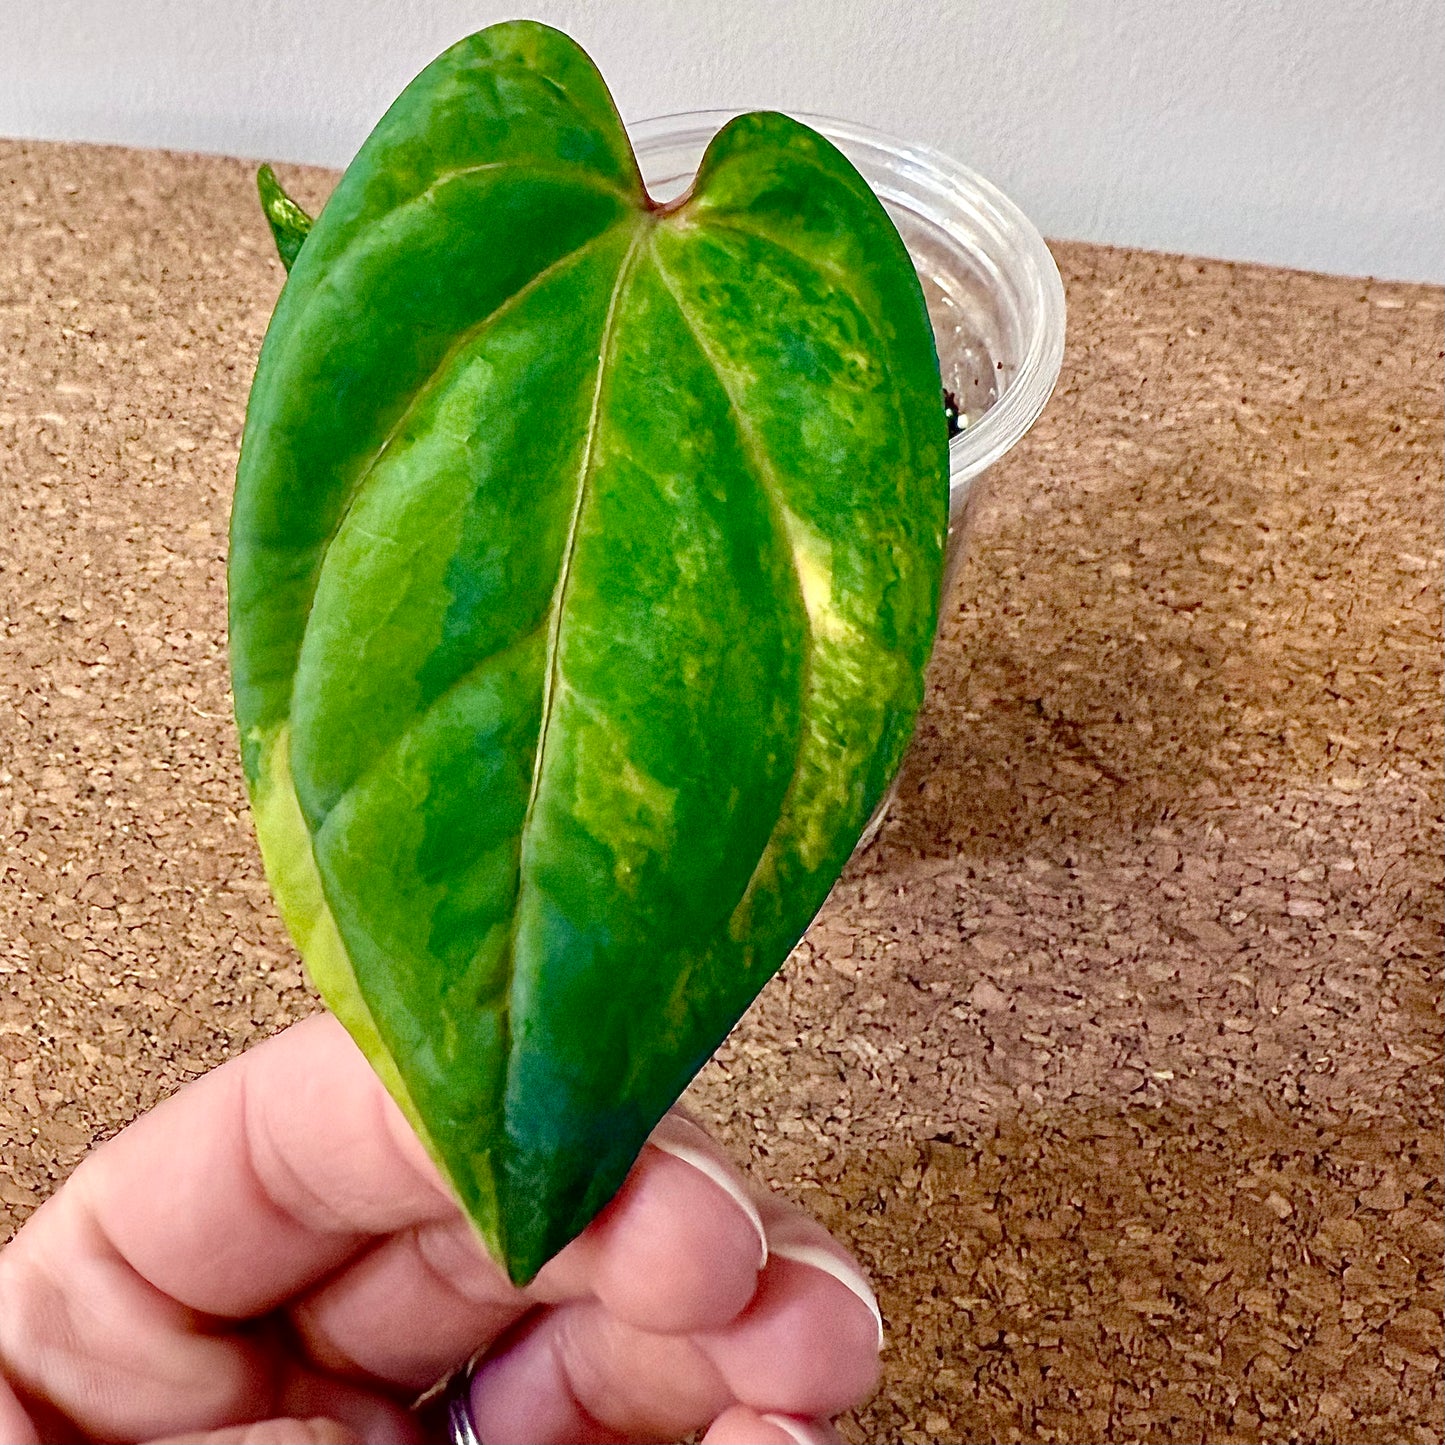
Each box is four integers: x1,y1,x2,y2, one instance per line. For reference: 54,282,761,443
628,111,1067,846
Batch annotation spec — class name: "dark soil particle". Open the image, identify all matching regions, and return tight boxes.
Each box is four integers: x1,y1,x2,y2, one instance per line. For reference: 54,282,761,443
944,386,964,439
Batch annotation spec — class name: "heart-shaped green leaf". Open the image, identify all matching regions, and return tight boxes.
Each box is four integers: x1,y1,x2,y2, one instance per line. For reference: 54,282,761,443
230,20,947,1282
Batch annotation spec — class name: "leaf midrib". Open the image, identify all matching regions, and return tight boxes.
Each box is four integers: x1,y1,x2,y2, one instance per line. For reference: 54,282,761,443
520,224,650,825
294,223,629,826
493,222,648,1225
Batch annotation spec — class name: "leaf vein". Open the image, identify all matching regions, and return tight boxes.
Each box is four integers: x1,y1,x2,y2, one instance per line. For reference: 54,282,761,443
675,212,922,506
313,613,551,844
688,213,856,292
392,157,634,215
646,236,817,931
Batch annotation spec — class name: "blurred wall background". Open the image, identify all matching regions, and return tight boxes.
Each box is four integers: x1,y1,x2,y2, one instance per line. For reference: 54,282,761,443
3,0,1442,282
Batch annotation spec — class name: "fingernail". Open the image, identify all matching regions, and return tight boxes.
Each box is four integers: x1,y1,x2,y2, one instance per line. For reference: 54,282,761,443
649,1114,769,1270
769,1238,885,1349
759,1413,828,1445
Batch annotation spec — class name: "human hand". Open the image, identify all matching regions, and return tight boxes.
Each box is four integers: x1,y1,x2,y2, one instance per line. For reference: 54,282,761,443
0,1014,881,1444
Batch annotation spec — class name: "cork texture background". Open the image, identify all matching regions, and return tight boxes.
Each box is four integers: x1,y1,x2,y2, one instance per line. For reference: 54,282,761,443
1,141,1441,1444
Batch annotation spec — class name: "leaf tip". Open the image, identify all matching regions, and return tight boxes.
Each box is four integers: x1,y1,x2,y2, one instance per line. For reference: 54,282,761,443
256,162,314,273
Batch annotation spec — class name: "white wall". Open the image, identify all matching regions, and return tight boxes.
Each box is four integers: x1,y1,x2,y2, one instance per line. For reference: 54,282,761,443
4,0,1442,282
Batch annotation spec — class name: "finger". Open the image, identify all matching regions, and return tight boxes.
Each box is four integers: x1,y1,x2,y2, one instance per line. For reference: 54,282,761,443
467,1300,730,1445
76,1014,453,1318
0,1015,446,1440
467,1219,874,1445
0,1190,278,1442
702,1404,839,1445
147,1417,358,1445
273,1362,422,1445
0,1005,838,1443
0,1375,39,1445
0,1221,419,1445
288,1113,768,1389
287,1213,526,1391
0,1218,418,1445
293,1134,876,1437
695,1201,883,1419
568,1113,769,1333
758,1198,884,1349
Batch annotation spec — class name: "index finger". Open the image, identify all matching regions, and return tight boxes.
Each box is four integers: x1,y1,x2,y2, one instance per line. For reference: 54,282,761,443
79,1013,456,1316
0,1014,454,1443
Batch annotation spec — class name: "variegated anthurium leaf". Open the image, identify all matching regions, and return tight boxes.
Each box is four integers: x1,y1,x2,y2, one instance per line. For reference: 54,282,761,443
230,19,948,1283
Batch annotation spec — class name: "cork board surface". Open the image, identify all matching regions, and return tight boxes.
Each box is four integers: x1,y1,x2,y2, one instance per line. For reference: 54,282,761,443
1,139,1441,1444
